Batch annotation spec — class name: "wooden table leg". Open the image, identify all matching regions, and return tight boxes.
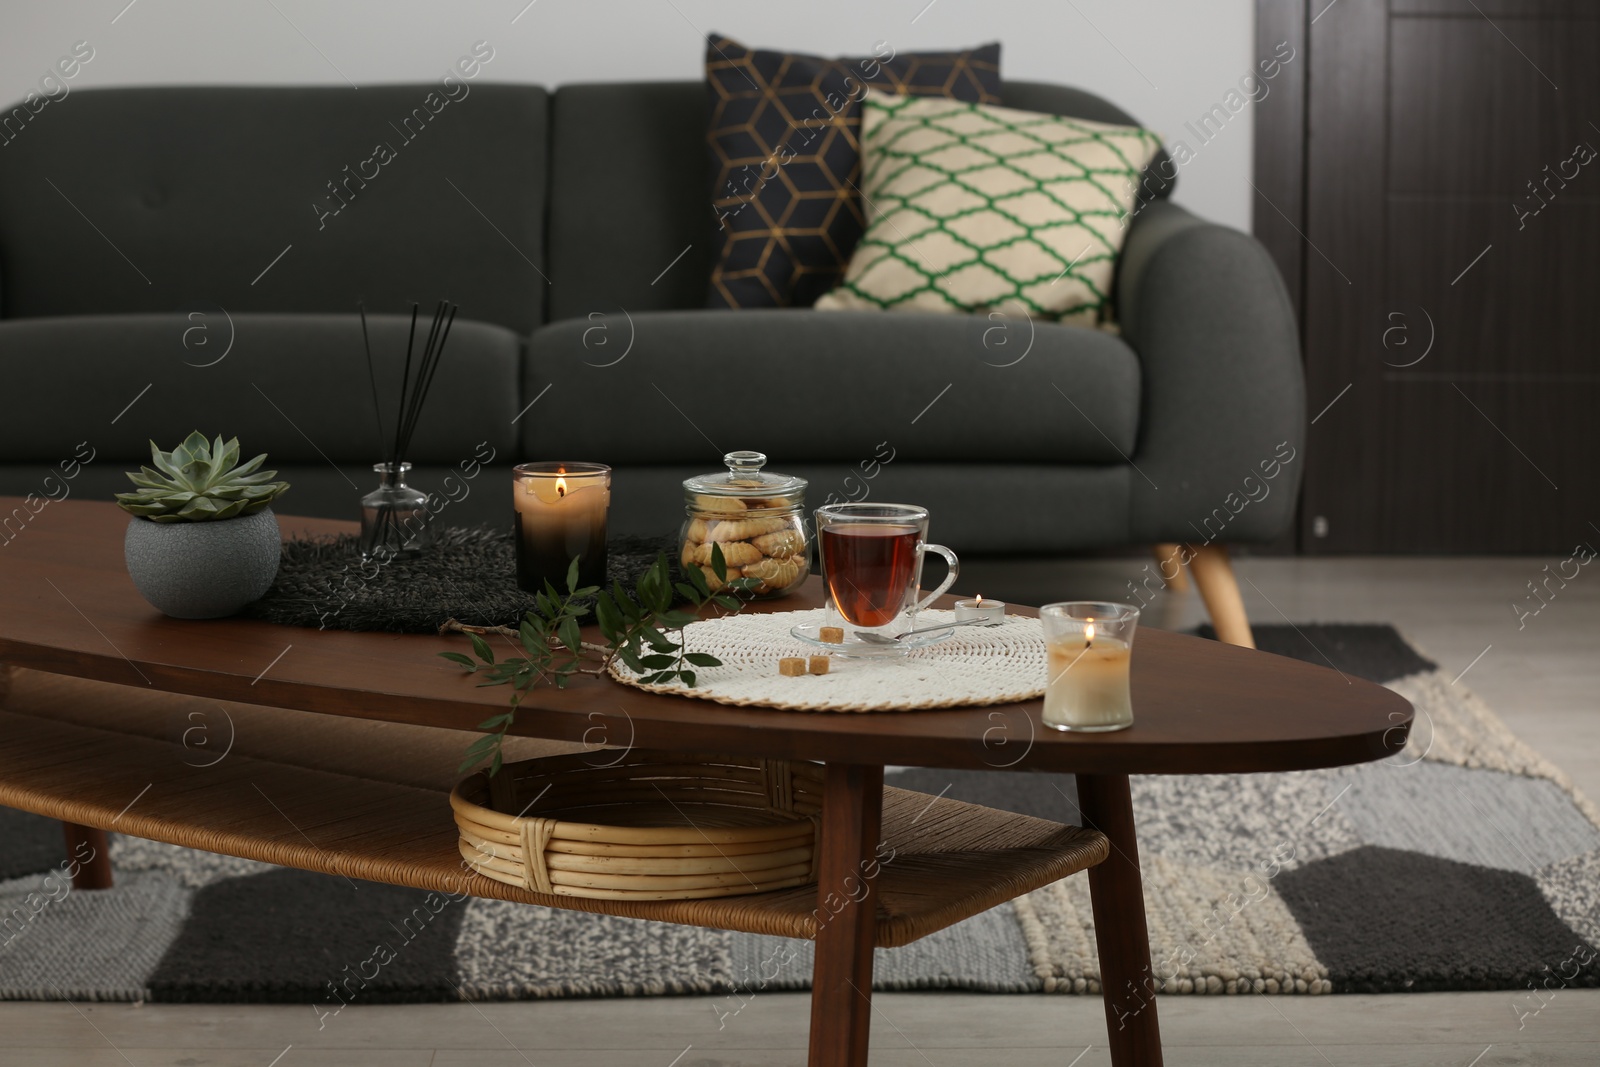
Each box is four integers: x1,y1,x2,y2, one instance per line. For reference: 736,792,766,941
61,822,113,890
808,762,884,1067
1077,773,1163,1067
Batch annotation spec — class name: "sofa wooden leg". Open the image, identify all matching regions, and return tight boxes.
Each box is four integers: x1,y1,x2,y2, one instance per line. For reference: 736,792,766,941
63,823,114,890
1183,544,1256,648
1152,543,1189,592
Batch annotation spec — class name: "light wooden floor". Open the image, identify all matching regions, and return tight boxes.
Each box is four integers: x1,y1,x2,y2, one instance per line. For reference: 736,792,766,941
4,557,1598,1065
0,989,1595,1065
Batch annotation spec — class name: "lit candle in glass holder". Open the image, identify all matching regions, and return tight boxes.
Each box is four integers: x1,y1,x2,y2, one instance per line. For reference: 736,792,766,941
1039,602,1139,732
513,462,611,593
955,595,1005,626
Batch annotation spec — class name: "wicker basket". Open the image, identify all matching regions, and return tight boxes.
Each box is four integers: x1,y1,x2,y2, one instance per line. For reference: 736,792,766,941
450,749,824,901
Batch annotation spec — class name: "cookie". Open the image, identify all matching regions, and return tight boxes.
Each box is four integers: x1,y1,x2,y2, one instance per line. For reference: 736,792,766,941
752,528,806,558
743,554,804,590
694,540,763,567
707,516,790,542
693,494,746,513
699,563,743,592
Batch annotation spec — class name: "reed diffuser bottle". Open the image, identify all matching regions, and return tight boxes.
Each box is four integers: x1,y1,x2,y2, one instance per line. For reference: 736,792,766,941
360,461,432,560
357,299,457,561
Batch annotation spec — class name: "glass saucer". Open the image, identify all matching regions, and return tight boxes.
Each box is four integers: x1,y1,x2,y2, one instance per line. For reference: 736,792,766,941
790,621,957,658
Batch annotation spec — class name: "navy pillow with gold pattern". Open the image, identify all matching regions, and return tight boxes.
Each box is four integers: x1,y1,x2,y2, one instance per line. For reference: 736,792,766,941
706,34,1001,309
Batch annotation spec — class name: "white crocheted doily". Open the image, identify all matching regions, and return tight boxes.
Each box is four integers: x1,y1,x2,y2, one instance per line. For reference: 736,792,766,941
608,608,1046,712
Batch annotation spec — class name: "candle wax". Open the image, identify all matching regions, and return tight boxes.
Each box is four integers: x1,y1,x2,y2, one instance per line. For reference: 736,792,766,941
515,479,609,592
954,598,1005,625
1042,635,1133,732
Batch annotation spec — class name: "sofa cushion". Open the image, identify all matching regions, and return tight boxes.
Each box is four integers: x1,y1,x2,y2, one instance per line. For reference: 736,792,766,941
705,36,1002,311
0,84,549,334
0,314,521,469
519,309,1139,465
815,94,1162,326
1003,81,1176,203
544,79,1161,325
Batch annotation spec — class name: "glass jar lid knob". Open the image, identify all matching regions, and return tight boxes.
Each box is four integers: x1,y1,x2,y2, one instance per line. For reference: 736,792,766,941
725,451,766,477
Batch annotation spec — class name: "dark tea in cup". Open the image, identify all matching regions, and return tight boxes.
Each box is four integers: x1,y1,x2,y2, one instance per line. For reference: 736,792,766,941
813,503,959,633
820,523,921,627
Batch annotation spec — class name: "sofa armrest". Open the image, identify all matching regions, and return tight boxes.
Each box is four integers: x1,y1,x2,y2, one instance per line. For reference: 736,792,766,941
1114,201,1305,544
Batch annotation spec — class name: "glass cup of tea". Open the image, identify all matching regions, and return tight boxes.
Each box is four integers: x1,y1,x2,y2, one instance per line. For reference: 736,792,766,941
814,503,959,636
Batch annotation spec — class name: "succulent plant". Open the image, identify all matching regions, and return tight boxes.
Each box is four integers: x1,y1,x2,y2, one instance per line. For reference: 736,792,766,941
116,432,290,523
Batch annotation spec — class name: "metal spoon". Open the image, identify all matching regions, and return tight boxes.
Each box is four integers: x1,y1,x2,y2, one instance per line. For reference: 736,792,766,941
851,617,993,645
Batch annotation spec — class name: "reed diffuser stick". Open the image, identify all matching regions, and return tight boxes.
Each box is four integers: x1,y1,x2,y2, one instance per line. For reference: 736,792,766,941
356,298,461,560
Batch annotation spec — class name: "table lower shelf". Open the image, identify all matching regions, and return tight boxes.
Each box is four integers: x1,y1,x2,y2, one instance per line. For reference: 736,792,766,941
0,667,1107,948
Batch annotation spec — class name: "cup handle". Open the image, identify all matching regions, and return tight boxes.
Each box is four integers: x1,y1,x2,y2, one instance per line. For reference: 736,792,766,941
912,543,960,615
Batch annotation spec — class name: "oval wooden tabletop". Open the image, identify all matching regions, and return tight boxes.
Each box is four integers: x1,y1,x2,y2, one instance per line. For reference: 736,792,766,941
0,499,1411,775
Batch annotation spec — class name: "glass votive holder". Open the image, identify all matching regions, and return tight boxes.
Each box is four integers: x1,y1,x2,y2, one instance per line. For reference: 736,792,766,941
513,462,611,593
1039,601,1139,733
954,596,1005,626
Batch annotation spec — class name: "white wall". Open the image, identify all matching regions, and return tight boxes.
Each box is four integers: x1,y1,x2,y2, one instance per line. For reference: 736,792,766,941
4,0,1259,230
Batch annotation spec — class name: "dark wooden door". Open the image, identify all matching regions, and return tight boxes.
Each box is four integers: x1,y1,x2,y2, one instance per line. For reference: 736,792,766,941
1296,0,1599,553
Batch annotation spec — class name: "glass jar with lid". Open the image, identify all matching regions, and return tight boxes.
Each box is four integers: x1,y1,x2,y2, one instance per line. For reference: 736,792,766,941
680,451,809,598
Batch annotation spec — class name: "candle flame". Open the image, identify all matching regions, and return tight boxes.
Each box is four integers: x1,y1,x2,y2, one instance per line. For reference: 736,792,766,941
555,475,567,498
1085,621,1096,645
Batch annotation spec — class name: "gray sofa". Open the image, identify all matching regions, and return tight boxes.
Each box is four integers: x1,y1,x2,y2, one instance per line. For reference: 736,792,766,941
0,81,1302,567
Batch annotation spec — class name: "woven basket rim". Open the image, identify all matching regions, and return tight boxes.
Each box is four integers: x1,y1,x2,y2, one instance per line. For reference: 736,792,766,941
451,749,822,901
451,750,820,842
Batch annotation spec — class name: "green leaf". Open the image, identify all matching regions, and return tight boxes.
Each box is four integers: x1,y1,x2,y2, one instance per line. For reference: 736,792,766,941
644,556,674,613
572,585,601,599
468,633,495,665
642,626,676,653
656,609,698,628
711,594,739,610
618,646,645,673
611,580,634,611
683,652,721,667
641,653,676,669
594,592,622,636
476,713,513,729
438,651,477,669
557,617,583,658
519,620,547,655
683,564,710,599
566,556,581,595
674,582,702,603
680,669,697,687
710,542,728,583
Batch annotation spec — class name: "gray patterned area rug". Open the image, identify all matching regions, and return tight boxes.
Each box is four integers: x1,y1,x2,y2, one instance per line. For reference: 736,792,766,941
2,625,1598,1004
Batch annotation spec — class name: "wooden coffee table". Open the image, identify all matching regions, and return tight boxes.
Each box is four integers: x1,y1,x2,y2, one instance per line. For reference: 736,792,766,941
0,500,1411,1067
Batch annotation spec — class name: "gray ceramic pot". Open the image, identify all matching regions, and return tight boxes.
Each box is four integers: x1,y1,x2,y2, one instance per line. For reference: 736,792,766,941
124,508,282,619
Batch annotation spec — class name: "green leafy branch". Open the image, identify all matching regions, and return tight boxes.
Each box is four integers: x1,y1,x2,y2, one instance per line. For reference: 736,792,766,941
440,545,758,776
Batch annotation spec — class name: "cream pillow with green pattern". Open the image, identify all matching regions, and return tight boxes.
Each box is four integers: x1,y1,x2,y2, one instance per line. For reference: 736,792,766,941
814,92,1162,326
